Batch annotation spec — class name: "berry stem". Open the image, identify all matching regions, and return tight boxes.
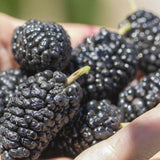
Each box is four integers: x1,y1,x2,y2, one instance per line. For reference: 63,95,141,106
118,23,131,35
119,122,130,129
128,0,138,12
66,66,90,85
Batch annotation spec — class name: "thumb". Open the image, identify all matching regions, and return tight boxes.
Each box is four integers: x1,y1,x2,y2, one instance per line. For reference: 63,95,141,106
75,104,160,160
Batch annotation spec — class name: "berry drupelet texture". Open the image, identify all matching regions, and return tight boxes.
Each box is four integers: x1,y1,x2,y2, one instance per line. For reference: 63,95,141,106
0,70,82,160
0,69,27,116
12,19,72,74
120,10,160,73
118,71,160,122
43,99,123,158
119,10,160,30
65,28,138,103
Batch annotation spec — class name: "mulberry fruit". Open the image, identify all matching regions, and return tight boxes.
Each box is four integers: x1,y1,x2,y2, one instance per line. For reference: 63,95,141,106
42,99,123,158
12,19,72,74
0,69,27,116
0,68,84,160
118,71,160,122
65,28,138,103
119,10,160,73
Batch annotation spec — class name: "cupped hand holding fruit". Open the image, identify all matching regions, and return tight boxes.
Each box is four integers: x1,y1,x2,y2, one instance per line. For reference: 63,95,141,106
1,13,160,160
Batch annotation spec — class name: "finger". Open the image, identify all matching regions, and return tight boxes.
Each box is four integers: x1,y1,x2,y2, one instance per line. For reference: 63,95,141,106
0,13,117,49
0,12,24,49
75,104,160,160
0,13,105,49
61,23,100,47
0,13,116,50
0,13,117,71
61,23,117,47
0,13,24,70
0,43,19,71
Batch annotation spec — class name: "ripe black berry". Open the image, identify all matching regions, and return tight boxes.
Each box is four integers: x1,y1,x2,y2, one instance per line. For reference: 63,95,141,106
12,20,72,74
0,70,82,160
65,28,138,103
118,71,160,122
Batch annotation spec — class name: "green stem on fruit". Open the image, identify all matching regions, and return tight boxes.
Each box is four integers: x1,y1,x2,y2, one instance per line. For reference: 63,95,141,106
128,0,138,12
119,122,130,129
118,23,131,35
66,66,91,85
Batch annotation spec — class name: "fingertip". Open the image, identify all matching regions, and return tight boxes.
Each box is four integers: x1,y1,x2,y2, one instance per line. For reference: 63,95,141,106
0,13,25,50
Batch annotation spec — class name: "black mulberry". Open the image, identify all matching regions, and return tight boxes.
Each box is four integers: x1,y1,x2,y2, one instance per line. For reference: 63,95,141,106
12,19,72,74
118,71,160,122
65,28,138,103
0,69,83,160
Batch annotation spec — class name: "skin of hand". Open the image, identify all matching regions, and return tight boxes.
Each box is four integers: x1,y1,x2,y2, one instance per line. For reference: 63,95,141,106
1,12,160,160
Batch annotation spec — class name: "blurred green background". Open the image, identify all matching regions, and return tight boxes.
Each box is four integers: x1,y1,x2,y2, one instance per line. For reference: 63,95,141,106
0,0,160,29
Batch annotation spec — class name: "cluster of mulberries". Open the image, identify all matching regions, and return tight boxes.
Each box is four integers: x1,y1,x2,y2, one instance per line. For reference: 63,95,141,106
0,19,130,160
0,20,84,160
117,8,160,122
41,27,138,158
1,6,160,159
42,99,122,158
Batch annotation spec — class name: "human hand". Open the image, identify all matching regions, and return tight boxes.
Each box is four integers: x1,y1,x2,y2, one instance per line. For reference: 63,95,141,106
1,13,160,160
